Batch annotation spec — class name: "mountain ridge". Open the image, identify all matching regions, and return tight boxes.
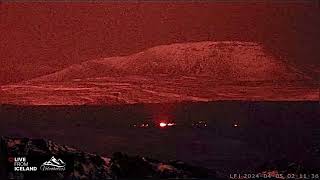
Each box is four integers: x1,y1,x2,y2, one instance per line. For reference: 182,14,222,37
30,41,310,82
1,41,317,105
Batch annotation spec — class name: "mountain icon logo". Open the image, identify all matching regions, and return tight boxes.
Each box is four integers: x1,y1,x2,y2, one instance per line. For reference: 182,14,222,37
40,156,66,171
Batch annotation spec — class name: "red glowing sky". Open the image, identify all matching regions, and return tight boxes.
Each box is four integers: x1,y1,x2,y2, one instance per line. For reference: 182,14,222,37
0,2,319,85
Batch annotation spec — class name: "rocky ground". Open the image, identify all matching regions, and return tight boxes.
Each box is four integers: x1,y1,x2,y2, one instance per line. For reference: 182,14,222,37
1,136,319,179
0,137,214,180
1,77,317,105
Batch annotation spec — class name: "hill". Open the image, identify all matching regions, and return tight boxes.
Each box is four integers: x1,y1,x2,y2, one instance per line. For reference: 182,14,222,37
32,41,309,82
1,41,317,105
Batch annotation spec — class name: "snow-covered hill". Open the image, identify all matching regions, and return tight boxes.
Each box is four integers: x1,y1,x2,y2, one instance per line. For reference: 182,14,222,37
0,41,317,105
32,41,309,82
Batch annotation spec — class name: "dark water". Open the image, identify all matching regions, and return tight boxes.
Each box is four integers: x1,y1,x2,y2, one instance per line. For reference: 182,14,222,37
0,101,319,176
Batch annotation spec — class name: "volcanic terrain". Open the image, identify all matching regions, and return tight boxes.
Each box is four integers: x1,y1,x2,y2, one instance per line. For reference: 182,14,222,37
0,41,317,105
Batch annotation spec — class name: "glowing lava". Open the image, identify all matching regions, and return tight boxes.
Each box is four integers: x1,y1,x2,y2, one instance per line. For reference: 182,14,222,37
159,122,167,127
167,123,176,126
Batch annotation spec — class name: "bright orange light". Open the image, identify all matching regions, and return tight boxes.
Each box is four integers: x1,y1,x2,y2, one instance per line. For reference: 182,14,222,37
159,122,167,127
234,124,238,127
167,123,176,126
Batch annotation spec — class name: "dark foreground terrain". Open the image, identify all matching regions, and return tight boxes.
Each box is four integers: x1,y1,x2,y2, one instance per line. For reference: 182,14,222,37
1,137,213,180
0,101,319,179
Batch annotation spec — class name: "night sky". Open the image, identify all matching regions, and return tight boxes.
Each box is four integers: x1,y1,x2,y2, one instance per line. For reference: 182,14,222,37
0,1,319,85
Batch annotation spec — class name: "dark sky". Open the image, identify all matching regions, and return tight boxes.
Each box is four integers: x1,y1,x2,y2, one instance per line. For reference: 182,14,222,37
0,2,319,84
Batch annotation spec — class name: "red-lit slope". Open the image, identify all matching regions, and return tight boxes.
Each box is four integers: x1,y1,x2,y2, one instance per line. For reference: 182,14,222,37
1,41,317,105
32,41,309,82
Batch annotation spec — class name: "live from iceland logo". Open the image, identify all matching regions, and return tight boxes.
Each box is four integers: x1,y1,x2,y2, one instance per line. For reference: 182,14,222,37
10,157,37,172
